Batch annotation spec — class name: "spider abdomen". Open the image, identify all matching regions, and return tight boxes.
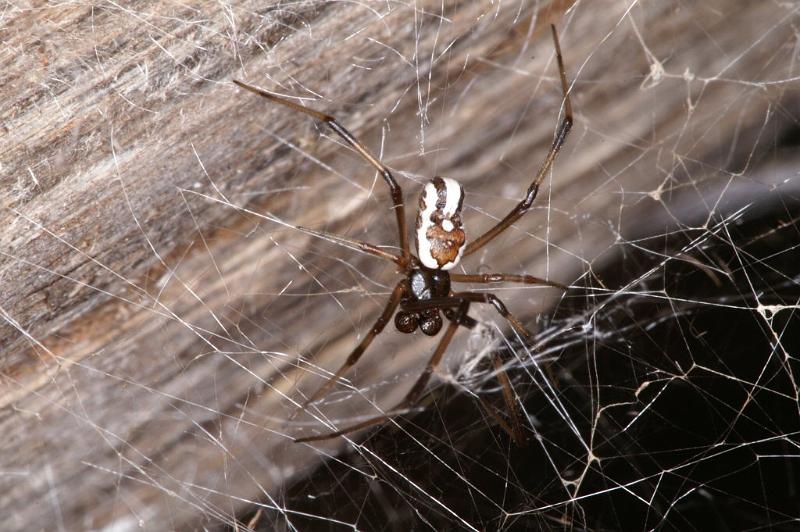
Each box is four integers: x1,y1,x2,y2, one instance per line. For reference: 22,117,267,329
415,177,466,270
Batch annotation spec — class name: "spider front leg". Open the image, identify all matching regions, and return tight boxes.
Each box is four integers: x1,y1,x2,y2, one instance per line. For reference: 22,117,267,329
232,80,410,265
294,300,470,443
464,24,573,257
451,272,567,290
300,280,406,409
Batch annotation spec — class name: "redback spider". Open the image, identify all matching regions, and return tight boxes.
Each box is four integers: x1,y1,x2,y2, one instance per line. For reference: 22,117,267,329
233,24,573,445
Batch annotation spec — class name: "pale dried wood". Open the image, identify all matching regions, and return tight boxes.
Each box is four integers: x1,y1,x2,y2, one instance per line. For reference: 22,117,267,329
0,1,796,529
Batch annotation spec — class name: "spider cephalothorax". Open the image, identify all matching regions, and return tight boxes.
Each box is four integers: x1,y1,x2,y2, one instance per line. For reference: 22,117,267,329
415,177,466,270
233,24,573,446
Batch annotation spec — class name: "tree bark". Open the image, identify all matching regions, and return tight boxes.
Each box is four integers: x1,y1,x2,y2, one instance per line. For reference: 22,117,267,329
1,1,796,529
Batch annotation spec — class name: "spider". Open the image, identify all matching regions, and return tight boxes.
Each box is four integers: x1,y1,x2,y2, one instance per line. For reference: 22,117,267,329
233,24,572,445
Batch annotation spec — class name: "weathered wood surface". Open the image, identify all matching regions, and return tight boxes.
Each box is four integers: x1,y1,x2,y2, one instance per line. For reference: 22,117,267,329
1,1,797,529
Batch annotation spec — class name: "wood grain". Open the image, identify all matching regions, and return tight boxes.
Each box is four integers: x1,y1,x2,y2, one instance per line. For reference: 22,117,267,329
1,1,797,529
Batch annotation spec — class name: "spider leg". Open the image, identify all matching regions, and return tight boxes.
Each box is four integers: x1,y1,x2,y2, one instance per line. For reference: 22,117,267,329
451,272,567,290
296,294,531,444
467,352,529,446
300,280,406,409
297,225,404,267
401,292,531,346
450,291,533,339
408,293,536,448
399,299,469,407
294,300,469,443
233,80,410,265
463,24,573,258
452,291,538,445
400,297,477,328
491,352,528,446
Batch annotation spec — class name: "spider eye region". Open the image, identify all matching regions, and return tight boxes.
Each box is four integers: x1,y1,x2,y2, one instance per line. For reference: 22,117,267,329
415,176,466,270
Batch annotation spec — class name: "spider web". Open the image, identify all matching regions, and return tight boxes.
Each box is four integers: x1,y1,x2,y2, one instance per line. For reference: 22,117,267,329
2,1,800,530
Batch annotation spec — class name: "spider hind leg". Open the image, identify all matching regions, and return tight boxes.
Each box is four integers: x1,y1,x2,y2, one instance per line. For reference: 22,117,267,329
294,300,470,443
299,281,406,410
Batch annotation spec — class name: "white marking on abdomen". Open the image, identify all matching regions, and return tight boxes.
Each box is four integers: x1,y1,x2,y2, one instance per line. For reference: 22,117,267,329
415,177,465,270
416,182,439,268
442,177,462,216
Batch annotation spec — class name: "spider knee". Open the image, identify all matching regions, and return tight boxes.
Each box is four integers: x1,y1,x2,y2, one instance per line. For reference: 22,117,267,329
485,294,510,317
520,184,539,210
444,308,477,329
